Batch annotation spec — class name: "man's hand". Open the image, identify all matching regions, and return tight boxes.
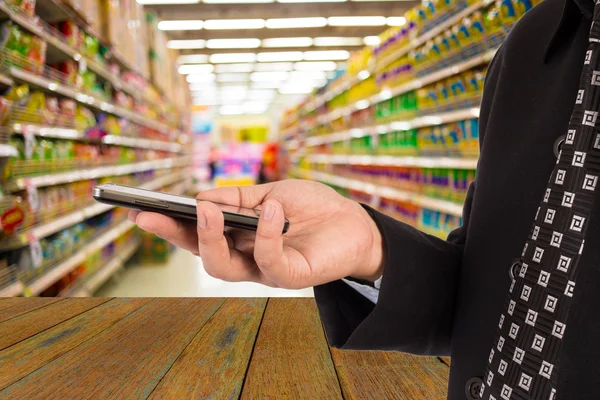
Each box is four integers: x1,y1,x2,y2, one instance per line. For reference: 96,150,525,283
129,179,385,289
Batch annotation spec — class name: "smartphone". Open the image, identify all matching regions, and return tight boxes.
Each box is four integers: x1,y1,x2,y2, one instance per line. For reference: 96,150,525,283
92,183,290,234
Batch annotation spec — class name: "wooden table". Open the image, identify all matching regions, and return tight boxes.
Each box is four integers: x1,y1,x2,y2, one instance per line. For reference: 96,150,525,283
0,298,449,399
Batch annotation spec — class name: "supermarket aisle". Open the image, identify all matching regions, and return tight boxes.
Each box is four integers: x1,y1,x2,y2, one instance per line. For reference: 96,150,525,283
96,247,314,297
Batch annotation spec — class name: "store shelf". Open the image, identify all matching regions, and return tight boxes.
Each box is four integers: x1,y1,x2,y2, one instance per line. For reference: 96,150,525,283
5,156,189,192
294,168,464,216
375,0,494,71
0,169,188,251
0,280,24,297
306,154,478,169
62,239,140,297
0,72,13,86
0,144,18,158
12,123,183,152
9,67,171,134
24,219,136,296
304,107,480,147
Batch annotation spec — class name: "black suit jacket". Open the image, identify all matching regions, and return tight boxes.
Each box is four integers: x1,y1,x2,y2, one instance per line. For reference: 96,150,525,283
314,0,600,398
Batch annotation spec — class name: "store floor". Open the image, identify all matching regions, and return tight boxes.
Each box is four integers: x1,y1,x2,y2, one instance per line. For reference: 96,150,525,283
96,247,315,297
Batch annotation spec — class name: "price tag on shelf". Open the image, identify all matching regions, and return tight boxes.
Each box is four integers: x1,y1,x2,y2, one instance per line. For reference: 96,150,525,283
24,179,39,213
23,127,34,160
27,232,43,268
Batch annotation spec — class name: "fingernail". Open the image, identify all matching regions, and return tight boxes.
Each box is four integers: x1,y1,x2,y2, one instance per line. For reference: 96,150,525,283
264,203,276,221
198,211,207,229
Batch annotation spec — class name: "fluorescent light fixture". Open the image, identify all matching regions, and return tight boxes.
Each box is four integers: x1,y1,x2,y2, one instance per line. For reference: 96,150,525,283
252,81,283,89
254,62,293,71
247,89,276,99
219,105,245,115
266,17,327,29
187,73,216,83
168,40,206,49
189,84,217,92
289,70,327,80
243,102,270,113
137,0,199,4
209,53,257,63
206,38,261,49
327,16,386,26
205,0,273,3
313,37,363,47
358,69,370,81
277,0,345,2
178,64,215,75
363,36,381,46
158,20,203,31
279,85,313,94
262,37,313,48
215,63,255,73
294,61,338,71
257,51,303,62
250,71,289,81
303,50,350,61
217,73,249,82
178,54,209,64
204,19,266,30
387,17,407,26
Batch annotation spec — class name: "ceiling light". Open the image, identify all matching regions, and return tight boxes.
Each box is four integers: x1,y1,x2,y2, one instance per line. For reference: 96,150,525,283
219,105,245,115
206,38,261,49
277,0,345,2
189,83,217,91
252,81,283,89
220,86,249,96
294,61,338,71
257,51,303,62
158,20,203,31
313,37,363,47
327,16,386,26
363,36,381,46
243,102,270,113
217,73,249,82
279,85,313,94
387,17,407,26
262,37,313,48
266,17,327,29
178,64,215,74
215,64,254,73
205,0,273,3
177,54,209,64
303,50,350,61
167,39,206,49
187,73,216,83
289,71,327,80
247,89,276,99
204,19,266,30
254,62,293,71
250,71,289,81
209,53,257,63
137,0,199,4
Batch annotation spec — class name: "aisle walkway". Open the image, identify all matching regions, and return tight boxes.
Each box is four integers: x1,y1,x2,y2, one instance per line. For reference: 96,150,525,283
96,247,314,297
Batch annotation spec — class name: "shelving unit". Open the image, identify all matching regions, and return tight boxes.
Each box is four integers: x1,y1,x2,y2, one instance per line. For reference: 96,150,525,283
306,154,478,169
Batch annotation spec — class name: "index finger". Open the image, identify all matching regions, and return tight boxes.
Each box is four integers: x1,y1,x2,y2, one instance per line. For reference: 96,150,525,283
196,184,275,208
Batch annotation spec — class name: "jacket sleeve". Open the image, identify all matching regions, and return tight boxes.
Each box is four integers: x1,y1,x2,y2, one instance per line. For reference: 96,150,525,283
313,45,505,356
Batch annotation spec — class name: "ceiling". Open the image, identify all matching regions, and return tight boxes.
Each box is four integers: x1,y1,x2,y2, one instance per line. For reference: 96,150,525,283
140,0,418,116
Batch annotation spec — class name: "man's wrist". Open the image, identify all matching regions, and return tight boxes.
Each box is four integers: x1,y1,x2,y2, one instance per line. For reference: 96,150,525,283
351,204,385,283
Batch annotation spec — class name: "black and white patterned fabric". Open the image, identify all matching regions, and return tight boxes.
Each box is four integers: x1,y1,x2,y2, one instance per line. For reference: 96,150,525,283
481,5,600,400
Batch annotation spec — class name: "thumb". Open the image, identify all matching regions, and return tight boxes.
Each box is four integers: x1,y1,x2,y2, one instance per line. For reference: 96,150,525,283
253,199,289,280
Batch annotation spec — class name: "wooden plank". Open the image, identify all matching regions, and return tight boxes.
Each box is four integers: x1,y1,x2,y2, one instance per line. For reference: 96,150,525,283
0,298,153,391
0,298,110,351
331,349,450,399
148,298,267,400
0,298,225,399
240,298,343,399
440,357,451,367
0,298,62,323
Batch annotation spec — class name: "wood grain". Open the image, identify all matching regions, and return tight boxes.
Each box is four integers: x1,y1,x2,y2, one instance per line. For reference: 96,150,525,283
0,298,224,399
0,298,110,351
0,298,152,391
331,349,450,400
148,298,267,400
0,298,62,323
240,298,342,400
440,357,451,367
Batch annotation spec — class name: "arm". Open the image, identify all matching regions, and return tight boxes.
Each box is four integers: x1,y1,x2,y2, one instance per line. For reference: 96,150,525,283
314,46,504,356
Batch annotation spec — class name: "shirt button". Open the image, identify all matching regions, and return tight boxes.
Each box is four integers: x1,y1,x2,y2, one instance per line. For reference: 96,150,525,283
553,134,566,158
509,260,521,280
465,377,484,400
